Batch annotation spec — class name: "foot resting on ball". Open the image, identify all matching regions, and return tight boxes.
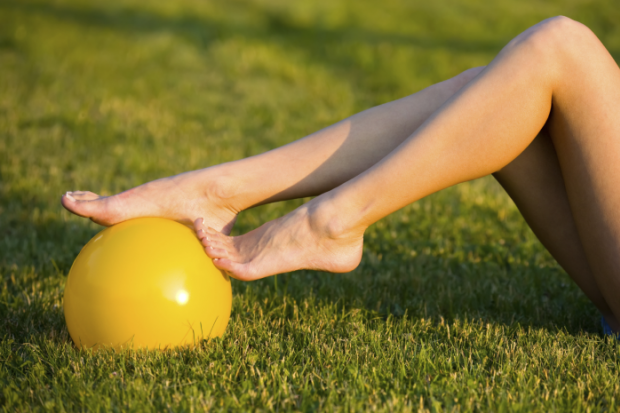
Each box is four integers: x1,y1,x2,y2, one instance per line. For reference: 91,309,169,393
196,201,365,281
61,169,240,234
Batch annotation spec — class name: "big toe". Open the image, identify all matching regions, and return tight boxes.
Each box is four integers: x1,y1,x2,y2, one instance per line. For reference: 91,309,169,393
212,259,255,281
62,192,115,224
69,191,101,201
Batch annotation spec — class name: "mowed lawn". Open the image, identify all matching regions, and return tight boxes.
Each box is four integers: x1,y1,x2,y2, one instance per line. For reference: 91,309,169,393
2,0,620,411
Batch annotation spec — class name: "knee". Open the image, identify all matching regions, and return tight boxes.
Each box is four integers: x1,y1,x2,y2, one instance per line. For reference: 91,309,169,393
523,16,599,61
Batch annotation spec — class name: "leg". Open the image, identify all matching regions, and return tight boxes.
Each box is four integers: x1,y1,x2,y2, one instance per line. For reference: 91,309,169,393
61,67,482,233
201,18,564,277
494,130,619,330
204,15,620,338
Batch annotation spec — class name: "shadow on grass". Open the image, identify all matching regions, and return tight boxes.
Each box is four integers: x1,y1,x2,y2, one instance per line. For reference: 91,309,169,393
0,172,603,350
240,253,598,336
1,194,601,348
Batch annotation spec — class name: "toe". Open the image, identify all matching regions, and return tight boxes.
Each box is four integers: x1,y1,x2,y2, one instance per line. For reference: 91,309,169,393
195,222,233,244
196,228,207,241
196,229,221,246
213,259,255,281
61,192,119,225
211,258,232,272
62,193,97,217
194,218,206,234
61,193,87,215
205,245,229,259
200,237,225,249
70,191,101,201
206,227,234,244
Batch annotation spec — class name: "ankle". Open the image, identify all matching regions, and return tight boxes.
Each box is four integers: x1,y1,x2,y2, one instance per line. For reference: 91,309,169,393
202,166,246,214
306,197,366,241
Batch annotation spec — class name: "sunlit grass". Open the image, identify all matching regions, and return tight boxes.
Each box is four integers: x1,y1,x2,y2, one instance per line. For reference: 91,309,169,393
2,0,620,410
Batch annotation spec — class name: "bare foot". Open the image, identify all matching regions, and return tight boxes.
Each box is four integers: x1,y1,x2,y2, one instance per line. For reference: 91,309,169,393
61,169,240,234
195,202,364,280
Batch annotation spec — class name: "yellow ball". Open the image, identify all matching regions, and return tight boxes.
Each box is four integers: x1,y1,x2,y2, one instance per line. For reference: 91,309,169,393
63,217,232,350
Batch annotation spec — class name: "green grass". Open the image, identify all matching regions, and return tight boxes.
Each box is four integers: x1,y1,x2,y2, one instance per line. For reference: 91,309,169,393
2,0,620,410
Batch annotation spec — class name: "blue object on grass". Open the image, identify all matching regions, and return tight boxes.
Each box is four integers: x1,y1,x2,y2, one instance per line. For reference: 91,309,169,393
601,316,619,339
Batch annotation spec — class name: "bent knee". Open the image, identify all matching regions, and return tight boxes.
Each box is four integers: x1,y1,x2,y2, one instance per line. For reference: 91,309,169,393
525,16,600,60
